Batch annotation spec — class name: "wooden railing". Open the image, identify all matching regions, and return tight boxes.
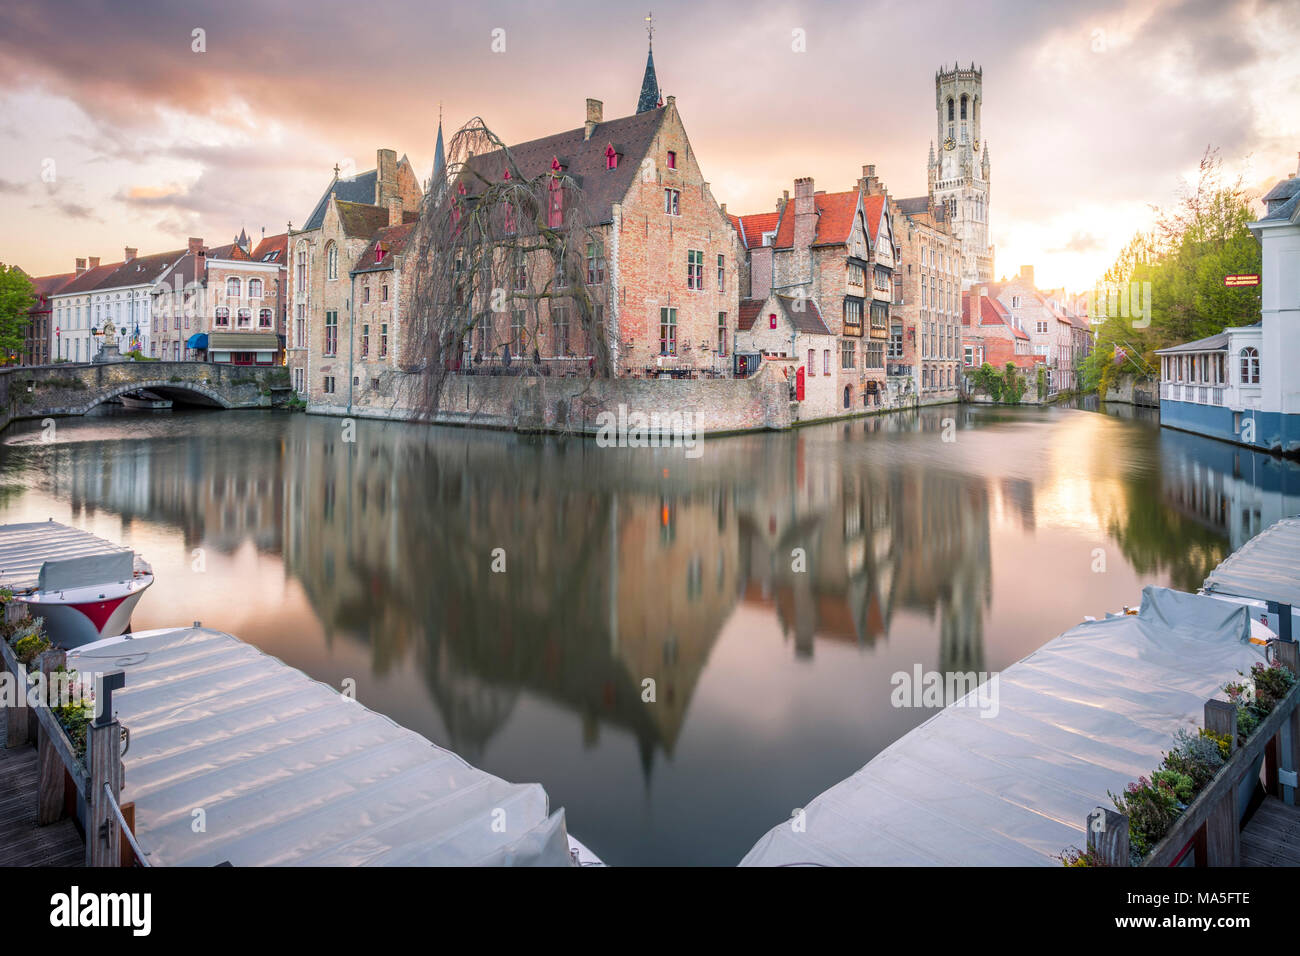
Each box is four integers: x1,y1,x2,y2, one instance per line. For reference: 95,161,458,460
1086,639,1300,867
1,605,143,866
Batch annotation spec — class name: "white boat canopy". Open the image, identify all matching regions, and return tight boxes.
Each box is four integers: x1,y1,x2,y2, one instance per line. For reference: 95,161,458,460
68,626,574,866
0,520,148,595
739,587,1265,866
1203,516,1300,609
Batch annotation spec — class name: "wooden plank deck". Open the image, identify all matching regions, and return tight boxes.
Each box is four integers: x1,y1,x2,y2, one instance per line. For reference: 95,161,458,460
1242,796,1300,867
0,719,84,866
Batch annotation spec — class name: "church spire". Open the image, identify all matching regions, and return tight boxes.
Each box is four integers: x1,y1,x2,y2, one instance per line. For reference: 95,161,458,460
636,13,661,113
433,105,446,180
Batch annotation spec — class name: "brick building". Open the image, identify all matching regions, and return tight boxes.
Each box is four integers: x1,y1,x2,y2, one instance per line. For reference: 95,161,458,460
149,232,288,364
735,293,838,418
22,271,73,365
874,174,963,406
961,287,1041,374
289,148,424,401
733,173,896,413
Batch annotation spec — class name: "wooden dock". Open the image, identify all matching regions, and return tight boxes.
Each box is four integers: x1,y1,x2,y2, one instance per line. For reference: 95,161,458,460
0,719,84,866
1242,796,1300,866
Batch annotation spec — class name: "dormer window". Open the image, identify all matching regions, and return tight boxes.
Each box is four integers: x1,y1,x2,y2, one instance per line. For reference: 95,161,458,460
548,177,563,228
605,145,618,170
375,244,387,264
551,157,563,173
667,151,677,170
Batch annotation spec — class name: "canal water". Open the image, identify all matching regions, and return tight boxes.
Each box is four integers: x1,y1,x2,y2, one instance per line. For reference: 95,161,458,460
2,402,1298,865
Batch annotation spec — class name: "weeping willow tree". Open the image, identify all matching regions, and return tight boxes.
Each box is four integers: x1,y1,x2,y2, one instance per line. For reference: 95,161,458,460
399,118,615,421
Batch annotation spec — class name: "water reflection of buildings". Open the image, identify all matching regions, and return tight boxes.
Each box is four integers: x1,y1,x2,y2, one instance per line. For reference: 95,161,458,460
35,426,285,554
277,413,1003,774
1159,428,1300,550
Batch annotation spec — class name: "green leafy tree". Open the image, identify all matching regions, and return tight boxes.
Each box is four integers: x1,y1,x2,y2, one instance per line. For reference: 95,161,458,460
0,264,35,365
1085,148,1262,394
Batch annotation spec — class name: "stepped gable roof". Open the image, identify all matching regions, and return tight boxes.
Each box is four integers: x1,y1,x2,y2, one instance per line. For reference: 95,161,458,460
351,222,416,275
303,169,378,231
460,107,667,227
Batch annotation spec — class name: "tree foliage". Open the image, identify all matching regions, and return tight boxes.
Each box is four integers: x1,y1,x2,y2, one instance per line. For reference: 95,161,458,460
0,264,35,365
1085,148,1262,394
399,118,614,420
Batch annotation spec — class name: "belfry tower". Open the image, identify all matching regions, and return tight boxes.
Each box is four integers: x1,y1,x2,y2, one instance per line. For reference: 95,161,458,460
928,63,993,287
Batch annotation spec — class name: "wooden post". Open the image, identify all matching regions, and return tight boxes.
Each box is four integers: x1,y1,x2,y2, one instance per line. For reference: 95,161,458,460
37,648,67,824
2,601,29,748
1204,698,1240,866
86,670,126,868
118,802,136,868
1277,639,1300,807
86,718,123,867
1086,807,1130,866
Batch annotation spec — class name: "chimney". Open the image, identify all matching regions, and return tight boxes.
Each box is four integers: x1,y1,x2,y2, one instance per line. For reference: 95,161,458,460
859,164,882,196
75,257,87,277
1019,264,1034,286
777,189,790,214
388,196,402,227
188,237,204,255
376,148,398,205
88,257,100,269
793,177,817,249
585,98,603,140
124,247,137,263
719,203,727,216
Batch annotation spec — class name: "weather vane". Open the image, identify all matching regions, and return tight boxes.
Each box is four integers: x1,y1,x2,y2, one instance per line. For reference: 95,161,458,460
645,11,654,47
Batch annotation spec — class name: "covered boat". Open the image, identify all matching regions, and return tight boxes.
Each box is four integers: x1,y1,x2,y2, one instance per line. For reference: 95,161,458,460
68,626,585,866
119,389,173,409
0,520,153,647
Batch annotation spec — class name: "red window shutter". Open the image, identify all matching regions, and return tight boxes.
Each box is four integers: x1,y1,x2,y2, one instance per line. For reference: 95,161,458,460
769,314,777,329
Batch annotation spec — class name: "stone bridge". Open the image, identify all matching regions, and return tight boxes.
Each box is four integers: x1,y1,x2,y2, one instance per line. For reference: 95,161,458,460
0,361,293,431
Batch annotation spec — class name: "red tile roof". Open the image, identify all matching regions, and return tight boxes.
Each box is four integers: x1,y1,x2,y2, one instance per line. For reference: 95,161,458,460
351,222,416,274
731,211,780,249
251,232,288,264
862,194,887,243
29,272,75,298
771,190,861,249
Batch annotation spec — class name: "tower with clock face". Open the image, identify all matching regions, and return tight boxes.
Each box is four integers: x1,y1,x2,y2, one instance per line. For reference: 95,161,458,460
928,63,993,288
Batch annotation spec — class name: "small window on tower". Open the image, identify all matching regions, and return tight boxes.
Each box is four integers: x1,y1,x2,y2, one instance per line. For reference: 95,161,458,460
947,98,954,122
960,94,968,120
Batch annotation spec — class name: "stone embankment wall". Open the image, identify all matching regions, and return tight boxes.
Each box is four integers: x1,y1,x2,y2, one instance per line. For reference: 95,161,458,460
311,365,796,435
1103,373,1158,407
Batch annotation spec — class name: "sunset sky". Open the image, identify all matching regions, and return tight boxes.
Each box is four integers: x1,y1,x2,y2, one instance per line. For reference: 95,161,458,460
1,0,1297,291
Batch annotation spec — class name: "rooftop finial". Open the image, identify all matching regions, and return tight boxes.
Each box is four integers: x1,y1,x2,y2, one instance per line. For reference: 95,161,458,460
645,11,654,48
636,14,661,113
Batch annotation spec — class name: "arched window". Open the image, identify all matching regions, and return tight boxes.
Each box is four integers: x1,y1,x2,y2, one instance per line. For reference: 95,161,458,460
960,94,968,120
1240,346,1260,384
215,307,230,327
295,244,308,287
843,386,851,409
947,98,954,122
237,308,251,327
226,277,241,298
248,278,263,299
327,243,338,280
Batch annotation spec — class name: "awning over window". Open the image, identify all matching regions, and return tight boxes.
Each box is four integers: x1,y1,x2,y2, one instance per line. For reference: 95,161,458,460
186,333,208,349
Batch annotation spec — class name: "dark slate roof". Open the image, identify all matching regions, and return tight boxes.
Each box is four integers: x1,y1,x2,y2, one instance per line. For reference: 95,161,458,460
1262,175,1300,205
351,222,415,275
777,295,832,336
637,45,660,113
1261,189,1300,223
463,107,667,227
336,201,392,239
302,169,379,231
895,196,930,216
1155,332,1231,354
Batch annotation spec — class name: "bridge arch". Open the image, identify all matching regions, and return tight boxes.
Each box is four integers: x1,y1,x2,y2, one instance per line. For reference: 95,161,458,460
74,379,235,414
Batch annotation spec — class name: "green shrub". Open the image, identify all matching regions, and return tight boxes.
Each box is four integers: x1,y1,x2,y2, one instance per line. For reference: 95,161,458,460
13,632,50,665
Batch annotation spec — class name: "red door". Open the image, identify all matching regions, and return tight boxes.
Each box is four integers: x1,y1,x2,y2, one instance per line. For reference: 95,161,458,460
796,365,806,402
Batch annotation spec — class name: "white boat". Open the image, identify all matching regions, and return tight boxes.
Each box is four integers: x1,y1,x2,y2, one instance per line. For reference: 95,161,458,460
120,390,172,409
0,520,154,648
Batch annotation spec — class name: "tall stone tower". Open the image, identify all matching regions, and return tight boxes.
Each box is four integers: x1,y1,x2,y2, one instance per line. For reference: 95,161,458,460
928,63,993,288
